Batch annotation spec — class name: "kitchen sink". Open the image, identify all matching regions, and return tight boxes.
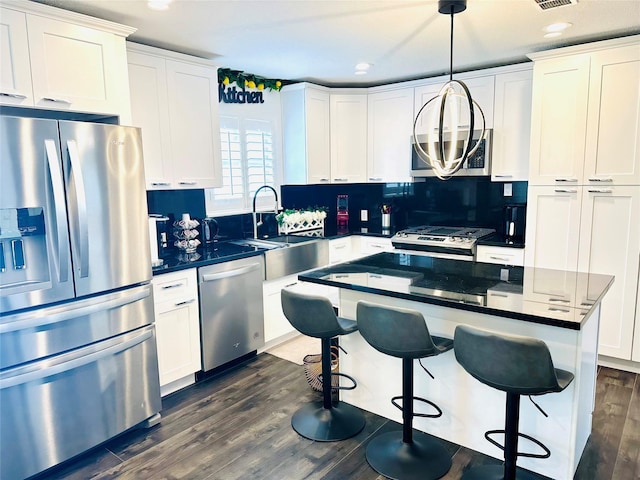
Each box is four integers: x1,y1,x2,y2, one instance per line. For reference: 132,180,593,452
229,236,329,280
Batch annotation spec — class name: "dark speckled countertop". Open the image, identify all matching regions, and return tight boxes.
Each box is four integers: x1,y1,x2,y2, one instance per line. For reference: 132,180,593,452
298,252,614,330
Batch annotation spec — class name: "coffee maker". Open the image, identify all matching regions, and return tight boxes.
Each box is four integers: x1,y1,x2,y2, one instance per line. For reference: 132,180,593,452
504,204,526,241
148,214,170,266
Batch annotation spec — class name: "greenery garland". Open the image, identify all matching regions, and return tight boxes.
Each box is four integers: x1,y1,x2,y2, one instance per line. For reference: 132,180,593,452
218,68,283,91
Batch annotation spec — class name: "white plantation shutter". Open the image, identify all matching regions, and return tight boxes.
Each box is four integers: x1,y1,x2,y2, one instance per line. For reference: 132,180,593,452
211,116,278,212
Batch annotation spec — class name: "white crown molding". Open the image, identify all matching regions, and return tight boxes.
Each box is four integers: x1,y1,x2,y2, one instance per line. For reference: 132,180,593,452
126,42,217,68
0,0,136,37
527,34,640,61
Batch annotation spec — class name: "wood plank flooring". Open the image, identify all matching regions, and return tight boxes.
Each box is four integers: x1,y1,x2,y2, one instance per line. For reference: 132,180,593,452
34,354,639,480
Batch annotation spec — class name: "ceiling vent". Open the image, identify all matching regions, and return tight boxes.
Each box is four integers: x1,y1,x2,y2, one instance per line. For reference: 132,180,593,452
534,0,578,10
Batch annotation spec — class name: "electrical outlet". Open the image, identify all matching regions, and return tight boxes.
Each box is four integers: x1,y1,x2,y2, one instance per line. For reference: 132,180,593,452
360,209,368,221
504,183,513,197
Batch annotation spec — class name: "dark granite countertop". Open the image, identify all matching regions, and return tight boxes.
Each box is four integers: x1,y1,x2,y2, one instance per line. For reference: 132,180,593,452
298,252,614,330
152,242,265,275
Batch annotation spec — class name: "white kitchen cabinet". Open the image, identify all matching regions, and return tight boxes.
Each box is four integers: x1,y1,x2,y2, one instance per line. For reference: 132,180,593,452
329,236,353,264
367,87,414,182
524,186,582,271
330,92,368,183
282,83,331,184
0,0,134,120
491,68,533,182
584,45,640,185
528,54,590,185
0,7,33,106
152,269,202,396
127,43,222,190
633,273,640,363
414,75,495,134
476,245,524,266
359,236,393,255
577,186,640,359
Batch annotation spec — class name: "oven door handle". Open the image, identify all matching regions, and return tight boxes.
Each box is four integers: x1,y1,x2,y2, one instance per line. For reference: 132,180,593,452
0,326,153,390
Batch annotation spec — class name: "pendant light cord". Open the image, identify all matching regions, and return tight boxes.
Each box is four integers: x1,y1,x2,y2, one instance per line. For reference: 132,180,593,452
449,6,454,81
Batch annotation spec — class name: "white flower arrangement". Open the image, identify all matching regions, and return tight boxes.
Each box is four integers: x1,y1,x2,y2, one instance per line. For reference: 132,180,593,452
277,208,327,234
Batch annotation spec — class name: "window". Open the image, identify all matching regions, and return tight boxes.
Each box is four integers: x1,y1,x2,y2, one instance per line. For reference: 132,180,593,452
208,115,279,213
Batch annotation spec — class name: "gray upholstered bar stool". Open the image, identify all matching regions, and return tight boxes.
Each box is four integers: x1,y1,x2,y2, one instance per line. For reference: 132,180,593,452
453,325,575,480
281,288,366,442
356,301,453,480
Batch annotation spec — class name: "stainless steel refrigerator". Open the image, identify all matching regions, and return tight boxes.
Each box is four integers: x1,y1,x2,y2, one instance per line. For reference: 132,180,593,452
0,116,162,480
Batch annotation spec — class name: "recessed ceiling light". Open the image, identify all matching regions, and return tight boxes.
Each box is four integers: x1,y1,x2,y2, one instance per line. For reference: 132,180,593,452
148,0,172,10
355,63,371,71
544,22,572,33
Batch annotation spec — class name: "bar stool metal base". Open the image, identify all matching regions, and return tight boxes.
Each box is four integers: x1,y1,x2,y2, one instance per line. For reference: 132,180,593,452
291,401,365,442
365,430,452,480
461,464,544,480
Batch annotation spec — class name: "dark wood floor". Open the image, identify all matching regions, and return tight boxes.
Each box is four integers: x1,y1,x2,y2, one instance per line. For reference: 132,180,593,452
37,354,638,480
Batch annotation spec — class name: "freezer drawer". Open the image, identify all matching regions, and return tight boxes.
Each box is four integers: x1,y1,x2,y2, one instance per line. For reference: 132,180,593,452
0,283,154,370
0,325,161,480
199,256,265,371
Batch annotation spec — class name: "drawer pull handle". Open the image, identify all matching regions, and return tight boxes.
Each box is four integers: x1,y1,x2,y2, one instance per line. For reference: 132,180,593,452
151,182,171,187
489,293,509,298
588,189,612,194
319,178,330,182
554,189,577,193
174,299,195,307
549,298,570,303
162,283,184,290
548,307,570,313
489,256,509,261
42,97,71,104
0,92,27,99
555,178,578,183
284,282,298,288
493,175,513,178
588,177,613,182
179,181,197,185
369,177,383,181
333,178,348,182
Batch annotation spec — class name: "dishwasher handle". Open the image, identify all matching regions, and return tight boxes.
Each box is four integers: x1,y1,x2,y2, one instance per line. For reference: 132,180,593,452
201,263,262,282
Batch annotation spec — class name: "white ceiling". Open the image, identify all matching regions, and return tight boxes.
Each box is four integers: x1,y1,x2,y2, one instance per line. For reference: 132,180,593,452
35,0,640,87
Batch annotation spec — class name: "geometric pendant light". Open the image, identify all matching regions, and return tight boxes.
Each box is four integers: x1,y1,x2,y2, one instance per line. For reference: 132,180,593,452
412,0,486,180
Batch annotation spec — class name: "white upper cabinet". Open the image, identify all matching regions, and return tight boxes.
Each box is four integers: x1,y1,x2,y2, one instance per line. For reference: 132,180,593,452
127,43,222,190
0,7,33,106
491,68,533,182
528,54,591,185
282,83,331,184
367,87,414,182
0,1,134,120
330,93,367,183
584,45,640,185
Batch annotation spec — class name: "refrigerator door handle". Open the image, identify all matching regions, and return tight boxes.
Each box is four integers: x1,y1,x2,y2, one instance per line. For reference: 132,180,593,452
44,139,70,282
0,286,150,334
66,140,89,278
0,326,153,390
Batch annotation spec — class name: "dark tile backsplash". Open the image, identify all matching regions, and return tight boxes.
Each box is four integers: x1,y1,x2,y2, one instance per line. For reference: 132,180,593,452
281,178,527,236
146,178,527,241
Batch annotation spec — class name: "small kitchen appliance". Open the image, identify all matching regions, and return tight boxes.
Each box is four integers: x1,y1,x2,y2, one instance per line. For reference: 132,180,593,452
149,214,170,266
201,217,219,245
504,204,526,240
391,225,495,259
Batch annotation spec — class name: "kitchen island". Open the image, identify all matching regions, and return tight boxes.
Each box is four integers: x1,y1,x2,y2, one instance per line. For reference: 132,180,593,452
299,252,614,480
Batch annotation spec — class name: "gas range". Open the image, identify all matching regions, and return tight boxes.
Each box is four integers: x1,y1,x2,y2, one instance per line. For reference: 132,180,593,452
391,225,495,258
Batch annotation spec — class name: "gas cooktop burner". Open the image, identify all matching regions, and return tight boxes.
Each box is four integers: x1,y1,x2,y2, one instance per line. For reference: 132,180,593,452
391,225,495,255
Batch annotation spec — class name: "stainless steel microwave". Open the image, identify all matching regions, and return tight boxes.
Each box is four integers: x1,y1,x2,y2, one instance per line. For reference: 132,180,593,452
411,129,492,177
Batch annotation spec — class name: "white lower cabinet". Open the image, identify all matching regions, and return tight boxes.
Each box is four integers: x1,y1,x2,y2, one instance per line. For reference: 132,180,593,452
263,275,299,344
359,236,394,255
526,185,640,361
152,269,202,396
476,245,524,266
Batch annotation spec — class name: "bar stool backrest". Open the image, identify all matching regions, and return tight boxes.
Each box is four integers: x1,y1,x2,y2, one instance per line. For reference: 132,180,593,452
454,325,568,395
281,288,344,339
356,301,440,359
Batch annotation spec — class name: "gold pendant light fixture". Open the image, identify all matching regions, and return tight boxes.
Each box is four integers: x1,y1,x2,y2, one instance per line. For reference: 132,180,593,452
413,0,486,180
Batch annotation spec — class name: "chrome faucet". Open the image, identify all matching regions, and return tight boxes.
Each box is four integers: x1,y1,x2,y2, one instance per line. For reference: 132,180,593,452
252,185,279,238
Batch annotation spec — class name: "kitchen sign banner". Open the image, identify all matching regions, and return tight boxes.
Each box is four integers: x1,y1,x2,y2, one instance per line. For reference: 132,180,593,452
219,84,264,104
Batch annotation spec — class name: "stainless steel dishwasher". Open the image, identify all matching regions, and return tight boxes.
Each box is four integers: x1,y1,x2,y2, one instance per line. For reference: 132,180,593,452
198,255,265,371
